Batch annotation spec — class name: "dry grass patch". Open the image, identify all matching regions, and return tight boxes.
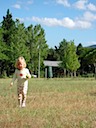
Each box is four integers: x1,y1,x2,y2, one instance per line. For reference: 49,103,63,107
0,78,96,128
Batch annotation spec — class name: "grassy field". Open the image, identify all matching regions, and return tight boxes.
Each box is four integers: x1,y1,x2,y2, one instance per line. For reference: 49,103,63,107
0,78,96,128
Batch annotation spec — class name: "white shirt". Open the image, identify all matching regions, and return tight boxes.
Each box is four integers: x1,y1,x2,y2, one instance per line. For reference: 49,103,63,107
11,68,31,87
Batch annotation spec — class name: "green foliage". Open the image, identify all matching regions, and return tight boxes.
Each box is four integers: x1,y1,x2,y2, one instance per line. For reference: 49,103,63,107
58,39,68,69
0,9,49,77
84,49,96,64
47,47,59,61
66,41,80,72
58,39,80,76
0,9,96,78
1,9,16,45
26,24,49,74
9,19,30,64
84,49,96,78
0,28,8,60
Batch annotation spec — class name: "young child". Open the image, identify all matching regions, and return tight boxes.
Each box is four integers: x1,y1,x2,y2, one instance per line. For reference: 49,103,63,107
10,56,31,108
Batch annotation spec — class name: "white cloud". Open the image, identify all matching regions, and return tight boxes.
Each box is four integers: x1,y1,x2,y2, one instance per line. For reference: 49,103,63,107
31,16,91,29
83,11,96,21
12,1,33,10
75,20,91,29
85,41,96,46
32,17,61,26
12,4,21,9
87,3,96,11
73,0,88,10
60,17,75,28
73,0,96,12
56,0,70,7
90,41,96,45
27,0,33,5
15,0,96,29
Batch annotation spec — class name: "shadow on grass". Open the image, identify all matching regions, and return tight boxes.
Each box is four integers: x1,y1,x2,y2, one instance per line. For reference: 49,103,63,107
89,92,96,96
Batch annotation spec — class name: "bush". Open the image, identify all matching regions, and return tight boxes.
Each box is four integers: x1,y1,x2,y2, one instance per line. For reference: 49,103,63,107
82,73,94,77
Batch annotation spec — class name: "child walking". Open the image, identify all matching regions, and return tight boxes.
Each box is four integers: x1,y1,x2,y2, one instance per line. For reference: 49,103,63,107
10,56,31,108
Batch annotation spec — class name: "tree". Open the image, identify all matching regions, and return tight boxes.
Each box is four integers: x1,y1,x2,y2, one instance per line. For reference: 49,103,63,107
26,24,48,76
10,19,30,64
1,9,31,76
0,27,8,60
2,9,16,46
58,39,69,77
46,48,58,61
66,41,80,77
59,39,80,77
76,43,92,75
84,49,96,78
1,9,16,76
0,27,9,77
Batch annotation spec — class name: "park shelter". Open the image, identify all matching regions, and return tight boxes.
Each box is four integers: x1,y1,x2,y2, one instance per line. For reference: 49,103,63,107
44,60,61,78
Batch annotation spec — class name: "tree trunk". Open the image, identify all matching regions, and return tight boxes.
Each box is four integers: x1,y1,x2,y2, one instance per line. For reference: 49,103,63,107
74,71,76,77
70,72,73,77
63,68,66,77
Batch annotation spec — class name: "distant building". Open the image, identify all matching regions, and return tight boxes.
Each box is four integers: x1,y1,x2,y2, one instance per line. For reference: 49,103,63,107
44,60,62,78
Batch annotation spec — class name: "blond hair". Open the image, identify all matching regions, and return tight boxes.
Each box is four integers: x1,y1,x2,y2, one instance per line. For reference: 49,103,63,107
15,56,26,68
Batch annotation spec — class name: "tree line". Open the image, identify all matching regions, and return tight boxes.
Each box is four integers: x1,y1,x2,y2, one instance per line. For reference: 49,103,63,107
0,9,96,78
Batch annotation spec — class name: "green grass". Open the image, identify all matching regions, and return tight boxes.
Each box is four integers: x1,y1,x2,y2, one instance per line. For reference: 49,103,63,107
0,78,96,128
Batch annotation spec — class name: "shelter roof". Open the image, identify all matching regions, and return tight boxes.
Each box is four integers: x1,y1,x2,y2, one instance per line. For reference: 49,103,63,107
44,60,61,67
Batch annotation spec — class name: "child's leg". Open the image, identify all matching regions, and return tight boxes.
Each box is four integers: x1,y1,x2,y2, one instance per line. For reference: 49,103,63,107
22,94,27,107
18,86,23,107
22,85,28,107
18,93,23,107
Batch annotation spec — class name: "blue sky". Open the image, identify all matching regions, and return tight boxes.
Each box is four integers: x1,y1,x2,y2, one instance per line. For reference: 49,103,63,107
0,0,96,48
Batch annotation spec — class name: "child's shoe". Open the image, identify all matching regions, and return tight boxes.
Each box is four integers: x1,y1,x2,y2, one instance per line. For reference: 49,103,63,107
22,102,26,107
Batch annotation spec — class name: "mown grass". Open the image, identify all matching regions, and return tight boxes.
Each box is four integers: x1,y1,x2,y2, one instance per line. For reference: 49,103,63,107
0,78,96,128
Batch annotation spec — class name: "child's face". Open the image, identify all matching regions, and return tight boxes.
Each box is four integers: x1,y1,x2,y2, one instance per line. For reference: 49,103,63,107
17,60,24,70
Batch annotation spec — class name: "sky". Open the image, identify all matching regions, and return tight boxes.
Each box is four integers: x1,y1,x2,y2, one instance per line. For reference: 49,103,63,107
0,0,96,48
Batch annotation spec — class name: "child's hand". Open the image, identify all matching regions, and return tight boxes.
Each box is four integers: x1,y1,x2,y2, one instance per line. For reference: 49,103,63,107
26,75,31,79
10,82,13,87
26,75,29,79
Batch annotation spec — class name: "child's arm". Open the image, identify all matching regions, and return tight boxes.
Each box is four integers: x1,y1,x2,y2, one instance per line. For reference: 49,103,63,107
10,70,17,86
26,69,31,79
